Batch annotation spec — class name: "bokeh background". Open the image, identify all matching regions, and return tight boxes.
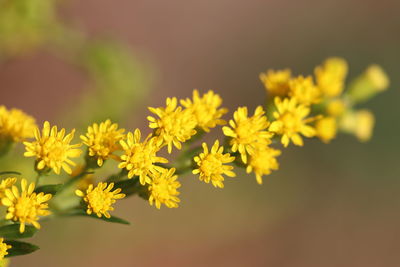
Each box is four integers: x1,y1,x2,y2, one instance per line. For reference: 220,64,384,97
1,0,400,266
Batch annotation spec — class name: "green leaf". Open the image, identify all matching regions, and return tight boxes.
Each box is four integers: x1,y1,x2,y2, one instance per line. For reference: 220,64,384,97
5,240,39,257
114,178,139,197
65,209,130,225
0,224,37,239
0,171,21,176
35,184,63,195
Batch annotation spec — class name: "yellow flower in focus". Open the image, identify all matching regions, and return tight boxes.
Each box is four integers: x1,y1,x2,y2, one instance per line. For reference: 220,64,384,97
269,97,316,147
327,99,346,117
118,129,168,185
75,182,125,218
148,168,180,209
81,119,125,166
315,117,337,143
314,57,348,97
222,106,273,163
193,140,235,188
0,177,17,199
0,238,11,260
259,69,291,97
181,89,228,132
24,121,82,174
288,75,321,105
148,97,197,153
340,110,375,142
0,106,36,142
246,146,281,185
2,179,52,233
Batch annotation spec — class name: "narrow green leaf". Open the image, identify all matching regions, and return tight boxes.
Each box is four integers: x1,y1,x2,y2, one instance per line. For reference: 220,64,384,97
5,240,39,257
0,171,21,176
34,184,63,195
0,224,37,239
65,209,130,225
114,178,139,197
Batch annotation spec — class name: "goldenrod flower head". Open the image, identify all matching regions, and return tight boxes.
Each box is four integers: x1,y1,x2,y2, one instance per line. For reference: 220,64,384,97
246,146,281,185
81,119,125,166
24,121,82,175
315,117,337,143
327,99,346,117
2,178,52,233
193,140,236,188
148,168,180,209
222,106,273,163
259,69,291,97
366,64,389,91
0,177,17,199
118,129,168,185
269,97,316,147
315,57,348,97
148,97,197,153
75,182,125,218
340,110,375,142
288,75,321,105
181,89,228,132
0,238,11,260
0,106,36,142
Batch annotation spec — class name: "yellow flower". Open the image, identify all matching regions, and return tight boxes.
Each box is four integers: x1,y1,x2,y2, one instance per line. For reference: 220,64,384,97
0,177,17,199
24,121,82,174
81,119,125,166
366,64,389,91
315,117,337,143
75,182,125,218
193,140,235,188
314,57,348,97
0,238,11,260
2,178,52,233
288,75,321,105
222,106,273,163
259,69,291,97
0,106,36,142
118,129,168,185
148,97,197,153
246,146,281,185
340,110,375,142
181,89,228,132
326,99,346,117
269,97,316,147
148,168,180,209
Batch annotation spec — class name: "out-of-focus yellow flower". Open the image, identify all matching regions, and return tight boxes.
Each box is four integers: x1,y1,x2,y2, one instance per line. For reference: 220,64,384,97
0,178,17,199
223,106,272,163
2,179,52,233
81,119,125,167
181,89,227,132
193,140,235,188
326,99,346,117
314,57,348,98
259,69,291,97
246,146,281,185
315,117,337,143
0,106,36,142
340,110,375,142
148,97,197,153
366,64,389,91
75,182,125,218
269,97,316,147
288,75,321,105
23,121,82,174
118,129,167,185
148,168,180,209
0,238,11,260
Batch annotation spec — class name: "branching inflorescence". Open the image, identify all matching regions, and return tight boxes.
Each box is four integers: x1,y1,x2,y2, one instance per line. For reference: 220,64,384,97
0,57,389,260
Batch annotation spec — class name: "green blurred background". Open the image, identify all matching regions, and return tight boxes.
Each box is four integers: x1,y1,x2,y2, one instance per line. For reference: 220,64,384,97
0,0,399,266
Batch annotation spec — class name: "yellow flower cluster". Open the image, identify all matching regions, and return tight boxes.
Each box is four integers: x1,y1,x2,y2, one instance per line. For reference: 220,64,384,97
0,106,36,142
0,238,11,260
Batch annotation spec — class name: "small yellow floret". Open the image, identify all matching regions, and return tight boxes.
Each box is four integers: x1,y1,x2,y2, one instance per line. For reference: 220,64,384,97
148,97,197,153
81,119,125,166
148,168,180,209
269,97,316,147
2,178,52,233
0,177,17,199
366,64,389,91
246,146,281,185
259,69,291,97
0,238,11,260
0,106,36,142
340,110,375,142
315,57,348,97
118,129,168,185
23,121,82,174
327,99,346,117
75,182,125,218
223,106,273,163
315,117,337,143
288,75,321,106
193,140,235,188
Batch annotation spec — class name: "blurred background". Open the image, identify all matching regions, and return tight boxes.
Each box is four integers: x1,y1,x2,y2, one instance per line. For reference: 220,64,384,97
1,0,400,266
